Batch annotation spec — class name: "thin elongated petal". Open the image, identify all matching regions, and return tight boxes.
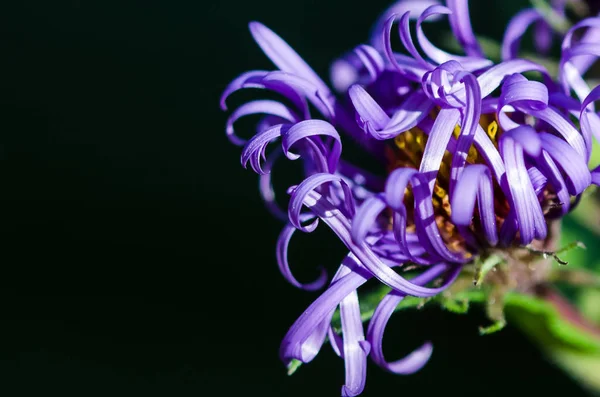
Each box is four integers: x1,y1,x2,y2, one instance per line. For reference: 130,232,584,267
349,85,391,131
450,73,481,194
241,124,289,174
500,136,546,244
416,5,492,70
501,9,542,61
539,133,591,195
258,147,289,221
227,100,299,146
581,85,600,148
277,224,328,291
249,22,333,102
419,108,461,191
367,263,455,373
370,0,441,49
340,287,369,396
451,165,498,246
446,0,483,57
526,106,587,159
220,70,309,119
301,188,465,295
282,120,342,173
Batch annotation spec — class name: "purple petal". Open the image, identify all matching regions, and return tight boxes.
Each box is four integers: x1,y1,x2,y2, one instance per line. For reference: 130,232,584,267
220,70,269,110
477,60,548,99
416,5,492,70
533,152,570,216
581,85,600,150
241,123,289,174
351,194,388,244
300,188,464,295
501,9,543,61
282,120,342,173
502,125,542,157
451,164,498,246
539,132,591,195
592,165,600,186
227,100,299,146
418,108,461,191
249,22,333,104
258,146,289,221
349,85,391,131
396,12,432,69
499,135,547,244
370,0,441,50
366,263,455,373
446,0,483,57
526,106,587,159
288,173,354,233
561,17,600,75
449,73,482,195
220,70,309,119
262,71,335,120
276,224,328,291
339,288,369,396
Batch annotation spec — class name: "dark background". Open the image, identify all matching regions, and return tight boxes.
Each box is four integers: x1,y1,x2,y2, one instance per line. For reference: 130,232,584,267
0,0,589,395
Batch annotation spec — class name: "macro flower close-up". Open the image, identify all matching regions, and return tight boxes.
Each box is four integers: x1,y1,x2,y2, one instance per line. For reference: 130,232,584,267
222,0,600,395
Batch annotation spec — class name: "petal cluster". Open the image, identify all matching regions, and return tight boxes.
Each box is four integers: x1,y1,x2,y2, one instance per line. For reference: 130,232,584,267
221,0,600,394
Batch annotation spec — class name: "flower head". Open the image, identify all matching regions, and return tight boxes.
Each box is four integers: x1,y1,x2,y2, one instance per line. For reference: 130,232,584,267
221,0,600,395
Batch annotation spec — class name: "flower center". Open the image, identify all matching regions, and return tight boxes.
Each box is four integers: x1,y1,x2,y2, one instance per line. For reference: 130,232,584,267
385,113,559,256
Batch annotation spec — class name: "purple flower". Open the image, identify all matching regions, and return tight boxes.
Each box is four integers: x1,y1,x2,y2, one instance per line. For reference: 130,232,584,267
221,1,600,395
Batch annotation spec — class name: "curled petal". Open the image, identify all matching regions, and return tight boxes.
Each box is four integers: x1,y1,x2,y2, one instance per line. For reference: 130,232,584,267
477,60,548,99
302,189,464,295
396,12,432,69
227,100,299,146
419,108,461,191
534,152,570,216
451,165,498,246
446,0,483,57
249,21,333,104
351,194,388,244
450,72,482,195
561,17,600,75
539,133,591,195
527,166,547,197
416,5,492,70
279,255,370,364
367,263,455,373
526,106,587,159
385,168,467,263
349,85,391,131
501,9,543,61
277,224,328,291
370,0,441,49
258,146,289,221
220,70,269,110
581,85,600,151
288,173,355,233
499,135,547,244
220,70,309,118
354,45,385,82
241,124,290,174
282,120,342,172
502,125,542,157
340,287,369,396
262,71,335,119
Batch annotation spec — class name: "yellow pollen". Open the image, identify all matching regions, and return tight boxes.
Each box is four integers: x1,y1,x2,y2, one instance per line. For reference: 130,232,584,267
487,120,498,140
386,112,507,255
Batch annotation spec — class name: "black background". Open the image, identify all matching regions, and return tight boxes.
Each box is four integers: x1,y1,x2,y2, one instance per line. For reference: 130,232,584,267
0,1,590,395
